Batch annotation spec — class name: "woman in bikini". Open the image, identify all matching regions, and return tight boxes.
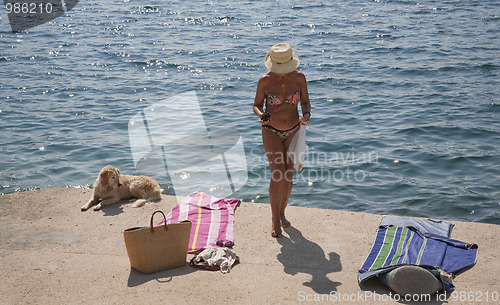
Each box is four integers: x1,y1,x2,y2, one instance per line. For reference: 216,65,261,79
253,43,311,238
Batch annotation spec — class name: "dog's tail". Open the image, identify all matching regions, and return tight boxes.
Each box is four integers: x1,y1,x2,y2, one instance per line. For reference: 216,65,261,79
131,195,162,208
131,199,148,208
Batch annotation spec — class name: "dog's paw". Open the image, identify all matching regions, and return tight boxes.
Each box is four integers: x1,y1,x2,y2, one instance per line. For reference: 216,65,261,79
93,204,102,211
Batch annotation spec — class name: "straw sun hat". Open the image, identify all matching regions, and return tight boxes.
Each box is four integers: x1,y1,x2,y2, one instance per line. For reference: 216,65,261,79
264,43,300,74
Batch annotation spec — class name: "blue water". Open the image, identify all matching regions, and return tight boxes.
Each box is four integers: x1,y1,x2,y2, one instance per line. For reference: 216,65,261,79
1,0,499,224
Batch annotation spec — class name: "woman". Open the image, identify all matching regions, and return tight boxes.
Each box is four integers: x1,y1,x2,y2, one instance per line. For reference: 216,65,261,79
253,43,311,238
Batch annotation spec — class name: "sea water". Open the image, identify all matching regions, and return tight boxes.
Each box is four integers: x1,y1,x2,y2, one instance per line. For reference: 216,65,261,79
0,0,499,224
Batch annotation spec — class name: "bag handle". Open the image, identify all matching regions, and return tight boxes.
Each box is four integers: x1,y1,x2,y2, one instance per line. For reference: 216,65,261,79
150,210,167,233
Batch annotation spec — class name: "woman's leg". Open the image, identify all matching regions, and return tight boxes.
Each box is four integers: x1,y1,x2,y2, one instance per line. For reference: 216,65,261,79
262,127,287,237
280,127,299,228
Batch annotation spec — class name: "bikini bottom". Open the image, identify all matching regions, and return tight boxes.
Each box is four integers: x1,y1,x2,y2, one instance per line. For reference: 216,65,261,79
262,123,300,141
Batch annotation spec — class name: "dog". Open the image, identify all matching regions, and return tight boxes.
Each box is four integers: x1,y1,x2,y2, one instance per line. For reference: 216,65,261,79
81,165,162,211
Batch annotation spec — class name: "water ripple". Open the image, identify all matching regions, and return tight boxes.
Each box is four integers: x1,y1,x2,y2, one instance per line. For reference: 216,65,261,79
0,0,499,225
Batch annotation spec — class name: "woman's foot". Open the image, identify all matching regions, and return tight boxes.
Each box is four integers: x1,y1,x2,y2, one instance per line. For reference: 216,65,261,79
271,221,282,238
271,229,282,238
280,214,291,228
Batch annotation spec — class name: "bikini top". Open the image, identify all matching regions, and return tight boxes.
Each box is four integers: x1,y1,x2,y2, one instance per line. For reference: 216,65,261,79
266,91,301,106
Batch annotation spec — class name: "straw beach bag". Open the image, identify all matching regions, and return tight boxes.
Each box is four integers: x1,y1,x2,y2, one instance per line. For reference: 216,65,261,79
124,211,192,274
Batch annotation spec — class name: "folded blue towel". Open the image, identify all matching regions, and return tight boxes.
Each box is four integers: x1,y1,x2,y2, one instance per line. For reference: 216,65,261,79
358,216,478,292
379,216,454,237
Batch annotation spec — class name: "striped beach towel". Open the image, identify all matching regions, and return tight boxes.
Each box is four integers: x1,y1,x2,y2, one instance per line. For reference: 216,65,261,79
159,192,240,253
358,219,478,292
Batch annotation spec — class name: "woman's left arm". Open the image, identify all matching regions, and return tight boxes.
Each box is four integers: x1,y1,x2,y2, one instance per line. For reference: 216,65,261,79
299,72,311,122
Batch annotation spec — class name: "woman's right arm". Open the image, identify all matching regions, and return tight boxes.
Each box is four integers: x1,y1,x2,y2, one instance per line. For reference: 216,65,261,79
253,76,267,120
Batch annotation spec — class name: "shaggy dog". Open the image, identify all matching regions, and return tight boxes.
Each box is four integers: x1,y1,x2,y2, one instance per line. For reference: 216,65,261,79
81,165,162,211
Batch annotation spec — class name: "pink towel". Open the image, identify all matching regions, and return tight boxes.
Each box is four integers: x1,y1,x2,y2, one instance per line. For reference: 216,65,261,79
159,192,240,253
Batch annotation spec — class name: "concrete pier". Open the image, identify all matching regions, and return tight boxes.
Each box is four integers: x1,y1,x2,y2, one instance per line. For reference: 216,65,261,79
0,189,498,304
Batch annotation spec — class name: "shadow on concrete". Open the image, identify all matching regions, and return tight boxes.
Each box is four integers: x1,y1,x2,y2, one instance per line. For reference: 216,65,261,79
127,264,197,287
277,226,342,294
99,198,148,216
100,203,125,216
